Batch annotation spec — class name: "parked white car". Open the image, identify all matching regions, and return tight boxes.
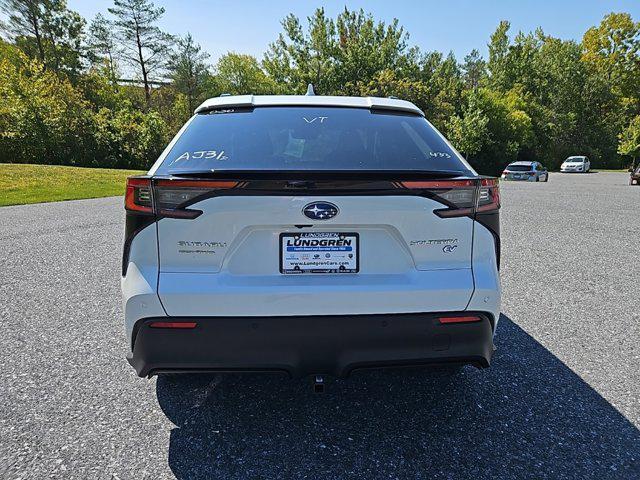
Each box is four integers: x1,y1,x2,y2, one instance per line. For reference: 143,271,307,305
121,91,501,379
561,156,590,173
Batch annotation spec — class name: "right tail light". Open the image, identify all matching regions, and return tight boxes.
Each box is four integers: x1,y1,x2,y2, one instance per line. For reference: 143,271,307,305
399,178,500,218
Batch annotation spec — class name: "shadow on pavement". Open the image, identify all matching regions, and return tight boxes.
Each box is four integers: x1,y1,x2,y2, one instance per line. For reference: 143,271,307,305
156,315,640,479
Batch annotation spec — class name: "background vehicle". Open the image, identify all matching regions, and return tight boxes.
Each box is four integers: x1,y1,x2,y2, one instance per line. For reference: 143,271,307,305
501,161,549,182
561,156,590,173
122,93,501,379
630,165,640,185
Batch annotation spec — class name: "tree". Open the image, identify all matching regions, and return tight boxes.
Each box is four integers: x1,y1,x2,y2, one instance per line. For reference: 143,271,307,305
487,20,511,90
215,53,277,95
334,8,416,94
264,8,338,94
459,87,533,173
1,0,48,63
446,108,490,159
618,115,640,166
461,49,486,89
582,13,640,98
355,69,428,107
87,13,117,81
167,33,210,113
0,47,94,165
1,0,85,77
108,0,173,103
264,7,417,95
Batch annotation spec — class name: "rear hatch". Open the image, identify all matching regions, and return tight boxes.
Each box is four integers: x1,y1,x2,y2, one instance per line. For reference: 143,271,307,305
138,106,498,316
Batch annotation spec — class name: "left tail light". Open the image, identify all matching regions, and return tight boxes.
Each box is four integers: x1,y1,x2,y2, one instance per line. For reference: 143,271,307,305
124,177,239,218
125,178,153,214
154,179,239,218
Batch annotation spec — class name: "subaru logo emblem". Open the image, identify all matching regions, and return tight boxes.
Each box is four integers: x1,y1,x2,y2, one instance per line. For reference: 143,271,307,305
303,202,339,220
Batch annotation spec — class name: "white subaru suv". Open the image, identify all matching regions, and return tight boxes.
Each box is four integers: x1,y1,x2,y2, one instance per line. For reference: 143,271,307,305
122,93,501,379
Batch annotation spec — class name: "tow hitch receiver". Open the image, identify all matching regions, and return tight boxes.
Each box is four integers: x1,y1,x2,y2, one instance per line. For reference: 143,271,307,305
313,375,325,393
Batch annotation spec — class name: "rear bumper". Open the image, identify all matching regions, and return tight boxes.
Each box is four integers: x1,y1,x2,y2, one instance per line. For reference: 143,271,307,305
502,174,535,181
127,312,495,378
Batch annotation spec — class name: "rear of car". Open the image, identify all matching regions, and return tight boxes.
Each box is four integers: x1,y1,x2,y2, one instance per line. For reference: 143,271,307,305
121,95,501,378
501,161,547,181
561,156,589,173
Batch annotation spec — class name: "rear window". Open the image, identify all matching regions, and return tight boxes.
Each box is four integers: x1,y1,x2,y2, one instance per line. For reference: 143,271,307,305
506,165,533,172
155,107,471,175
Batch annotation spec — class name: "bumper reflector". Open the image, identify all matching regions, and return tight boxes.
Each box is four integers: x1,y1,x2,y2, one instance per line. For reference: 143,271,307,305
149,321,197,329
438,316,481,324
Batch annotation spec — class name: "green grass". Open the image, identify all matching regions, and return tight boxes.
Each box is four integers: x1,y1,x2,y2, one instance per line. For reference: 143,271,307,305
0,164,145,207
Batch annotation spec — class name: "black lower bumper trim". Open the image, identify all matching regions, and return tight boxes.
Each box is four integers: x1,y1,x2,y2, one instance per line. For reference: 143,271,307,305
128,312,495,378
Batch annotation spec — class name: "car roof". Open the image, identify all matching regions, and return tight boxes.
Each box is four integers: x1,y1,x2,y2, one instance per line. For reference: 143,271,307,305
507,161,534,166
194,94,424,116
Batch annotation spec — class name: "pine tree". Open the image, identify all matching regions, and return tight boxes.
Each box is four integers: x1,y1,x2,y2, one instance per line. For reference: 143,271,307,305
108,0,173,102
87,13,117,81
167,33,210,112
1,0,85,76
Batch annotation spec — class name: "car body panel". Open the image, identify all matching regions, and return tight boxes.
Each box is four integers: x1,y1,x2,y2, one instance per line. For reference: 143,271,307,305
155,194,478,319
157,269,476,317
121,224,166,340
156,195,473,274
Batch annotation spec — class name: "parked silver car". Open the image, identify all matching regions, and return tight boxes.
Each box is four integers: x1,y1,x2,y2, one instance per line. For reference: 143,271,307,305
501,161,549,182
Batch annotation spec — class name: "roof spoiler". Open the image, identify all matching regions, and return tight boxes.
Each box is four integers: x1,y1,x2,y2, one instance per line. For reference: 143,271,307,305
194,95,423,116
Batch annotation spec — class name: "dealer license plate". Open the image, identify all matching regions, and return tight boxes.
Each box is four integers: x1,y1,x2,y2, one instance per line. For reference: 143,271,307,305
280,232,359,274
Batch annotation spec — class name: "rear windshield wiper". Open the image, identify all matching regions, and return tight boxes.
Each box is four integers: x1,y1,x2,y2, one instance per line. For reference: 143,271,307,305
163,169,469,181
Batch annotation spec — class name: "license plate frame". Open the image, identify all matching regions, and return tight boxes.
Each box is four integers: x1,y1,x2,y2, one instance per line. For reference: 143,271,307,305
280,232,359,274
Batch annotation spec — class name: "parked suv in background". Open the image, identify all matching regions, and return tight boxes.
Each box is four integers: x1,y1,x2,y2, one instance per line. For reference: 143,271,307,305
501,161,549,182
121,92,501,379
630,165,640,185
561,156,590,173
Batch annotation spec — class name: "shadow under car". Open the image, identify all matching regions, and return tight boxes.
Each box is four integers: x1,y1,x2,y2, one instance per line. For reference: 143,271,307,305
156,314,640,480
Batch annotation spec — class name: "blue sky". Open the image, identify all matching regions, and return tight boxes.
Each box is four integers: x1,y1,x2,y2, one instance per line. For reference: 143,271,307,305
64,0,640,63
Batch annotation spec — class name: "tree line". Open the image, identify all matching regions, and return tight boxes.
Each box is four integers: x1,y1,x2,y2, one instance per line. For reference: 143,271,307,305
1,0,639,173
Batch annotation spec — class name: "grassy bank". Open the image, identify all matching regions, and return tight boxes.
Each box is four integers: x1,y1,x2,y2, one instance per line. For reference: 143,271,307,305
0,164,145,207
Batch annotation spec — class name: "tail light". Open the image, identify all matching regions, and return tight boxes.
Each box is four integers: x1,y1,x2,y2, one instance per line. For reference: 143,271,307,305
125,177,239,219
154,179,239,218
476,178,500,213
123,177,239,276
399,178,499,218
125,178,153,214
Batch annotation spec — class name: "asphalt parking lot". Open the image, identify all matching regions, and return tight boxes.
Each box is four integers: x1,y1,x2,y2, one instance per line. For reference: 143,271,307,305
0,171,638,479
